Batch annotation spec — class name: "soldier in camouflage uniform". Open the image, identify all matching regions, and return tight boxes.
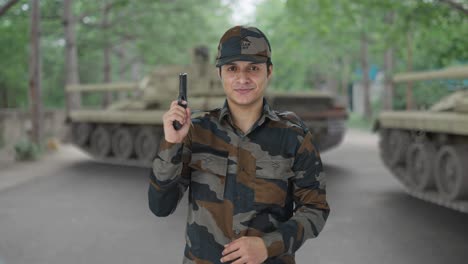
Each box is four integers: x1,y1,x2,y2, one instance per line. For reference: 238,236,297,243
148,25,330,264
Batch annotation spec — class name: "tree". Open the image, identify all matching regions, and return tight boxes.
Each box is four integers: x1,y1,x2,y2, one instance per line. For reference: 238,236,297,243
438,0,468,15
29,0,43,145
63,0,81,115
0,0,21,17
255,0,468,115
382,11,395,110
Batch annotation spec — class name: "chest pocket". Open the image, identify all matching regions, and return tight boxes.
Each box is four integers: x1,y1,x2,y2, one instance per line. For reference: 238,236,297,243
189,152,228,203
254,158,294,207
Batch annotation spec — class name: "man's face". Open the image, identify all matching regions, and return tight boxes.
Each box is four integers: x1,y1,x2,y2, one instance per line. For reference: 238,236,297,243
219,61,273,108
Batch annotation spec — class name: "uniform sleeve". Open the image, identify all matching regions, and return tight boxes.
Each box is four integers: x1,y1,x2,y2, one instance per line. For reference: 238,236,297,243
148,132,192,217
261,131,330,257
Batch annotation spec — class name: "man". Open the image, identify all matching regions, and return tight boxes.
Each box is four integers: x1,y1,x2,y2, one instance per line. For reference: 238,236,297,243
148,25,330,264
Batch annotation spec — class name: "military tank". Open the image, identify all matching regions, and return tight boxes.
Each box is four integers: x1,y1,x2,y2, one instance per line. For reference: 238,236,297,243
66,47,347,167
374,65,468,213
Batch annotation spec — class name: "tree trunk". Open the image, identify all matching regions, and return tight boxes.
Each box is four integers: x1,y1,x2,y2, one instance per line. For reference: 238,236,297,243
29,0,43,145
340,56,351,108
117,45,127,100
360,31,371,120
117,47,126,80
406,30,414,110
131,61,142,98
383,11,395,111
102,1,113,107
0,0,21,17
383,47,394,110
131,61,141,81
0,88,8,108
438,0,468,16
63,0,81,116
326,74,338,96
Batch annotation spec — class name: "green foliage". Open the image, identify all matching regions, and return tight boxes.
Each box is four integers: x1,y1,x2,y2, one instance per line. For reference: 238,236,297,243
14,139,41,161
73,0,230,82
393,81,461,110
0,2,29,108
254,0,468,98
0,0,466,111
0,0,230,108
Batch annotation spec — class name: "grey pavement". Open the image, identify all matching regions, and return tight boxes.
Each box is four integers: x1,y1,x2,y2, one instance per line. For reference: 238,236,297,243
0,129,467,264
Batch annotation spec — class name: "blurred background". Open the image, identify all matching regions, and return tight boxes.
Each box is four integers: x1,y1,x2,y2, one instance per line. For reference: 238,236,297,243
0,0,467,263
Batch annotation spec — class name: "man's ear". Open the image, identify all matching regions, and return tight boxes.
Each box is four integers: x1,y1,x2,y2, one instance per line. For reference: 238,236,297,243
267,64,273,79
217,67,222,79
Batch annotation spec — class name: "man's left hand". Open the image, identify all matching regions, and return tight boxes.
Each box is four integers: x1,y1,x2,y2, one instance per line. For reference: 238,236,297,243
220,236,268,264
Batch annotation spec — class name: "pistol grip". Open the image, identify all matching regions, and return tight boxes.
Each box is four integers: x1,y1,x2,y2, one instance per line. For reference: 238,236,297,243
172,100,187,130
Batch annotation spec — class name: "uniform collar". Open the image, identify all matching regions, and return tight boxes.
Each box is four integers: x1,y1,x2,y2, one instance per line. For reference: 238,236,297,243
219,98,280,123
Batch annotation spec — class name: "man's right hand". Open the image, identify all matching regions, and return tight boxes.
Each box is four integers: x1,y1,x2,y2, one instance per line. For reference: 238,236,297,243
163,100,191,143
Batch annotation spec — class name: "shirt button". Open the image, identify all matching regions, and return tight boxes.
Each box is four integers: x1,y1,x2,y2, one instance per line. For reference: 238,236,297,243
234,229,241,235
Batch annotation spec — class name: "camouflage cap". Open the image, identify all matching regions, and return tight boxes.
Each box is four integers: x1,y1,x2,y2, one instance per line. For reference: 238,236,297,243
215,25,272,67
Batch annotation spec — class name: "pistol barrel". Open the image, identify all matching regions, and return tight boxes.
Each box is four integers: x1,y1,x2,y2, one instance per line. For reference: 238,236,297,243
179,73,187,101
173,73,188,130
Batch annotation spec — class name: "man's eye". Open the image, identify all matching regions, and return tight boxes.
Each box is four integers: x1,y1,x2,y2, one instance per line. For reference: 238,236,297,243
227,66,236,71
250,65,259,71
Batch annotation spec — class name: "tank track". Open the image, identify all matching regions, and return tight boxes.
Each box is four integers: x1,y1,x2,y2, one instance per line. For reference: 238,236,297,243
390,168,468,213
389,163,468,213
391,170,468,213
379,128,468,214
67,122,162,169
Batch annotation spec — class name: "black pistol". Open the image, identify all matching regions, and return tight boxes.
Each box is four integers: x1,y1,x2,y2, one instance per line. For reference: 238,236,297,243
173,73,188,130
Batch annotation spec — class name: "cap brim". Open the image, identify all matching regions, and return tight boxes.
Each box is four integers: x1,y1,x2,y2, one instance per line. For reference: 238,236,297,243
216,54,268,67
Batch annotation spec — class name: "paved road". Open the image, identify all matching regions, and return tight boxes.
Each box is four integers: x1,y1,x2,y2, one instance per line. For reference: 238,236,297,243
0,129,467,264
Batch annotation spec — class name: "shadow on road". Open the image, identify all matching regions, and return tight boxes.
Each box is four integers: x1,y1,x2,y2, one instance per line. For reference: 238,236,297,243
323,163,349,179
379,189,468,222
66,160,150,177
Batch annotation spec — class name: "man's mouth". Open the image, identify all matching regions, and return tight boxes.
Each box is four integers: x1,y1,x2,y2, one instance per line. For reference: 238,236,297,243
234,88,254,94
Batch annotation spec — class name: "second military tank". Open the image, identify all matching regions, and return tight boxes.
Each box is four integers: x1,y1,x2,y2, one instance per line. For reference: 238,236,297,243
374,65,468,213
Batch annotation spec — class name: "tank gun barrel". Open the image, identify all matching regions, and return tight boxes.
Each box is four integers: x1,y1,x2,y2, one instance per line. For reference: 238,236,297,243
393,65,468,83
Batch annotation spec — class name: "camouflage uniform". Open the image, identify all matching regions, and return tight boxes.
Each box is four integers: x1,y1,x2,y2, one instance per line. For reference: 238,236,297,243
149,25,329,263
148,99,330,264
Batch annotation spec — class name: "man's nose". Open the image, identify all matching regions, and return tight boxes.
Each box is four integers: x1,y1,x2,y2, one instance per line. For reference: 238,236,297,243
237,70,250,83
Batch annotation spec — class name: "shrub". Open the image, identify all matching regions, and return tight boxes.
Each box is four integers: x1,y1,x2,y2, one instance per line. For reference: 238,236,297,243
14,139,41,161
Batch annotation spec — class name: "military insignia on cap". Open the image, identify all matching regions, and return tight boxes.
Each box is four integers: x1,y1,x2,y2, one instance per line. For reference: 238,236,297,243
241,38,251,50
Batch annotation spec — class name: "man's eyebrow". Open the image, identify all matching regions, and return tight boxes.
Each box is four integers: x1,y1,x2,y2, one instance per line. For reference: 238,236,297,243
224,62,263,66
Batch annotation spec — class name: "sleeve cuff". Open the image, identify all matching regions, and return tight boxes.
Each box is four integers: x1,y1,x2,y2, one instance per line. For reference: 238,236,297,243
261,231,285,258
157,139,183,163
151,139,184,183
